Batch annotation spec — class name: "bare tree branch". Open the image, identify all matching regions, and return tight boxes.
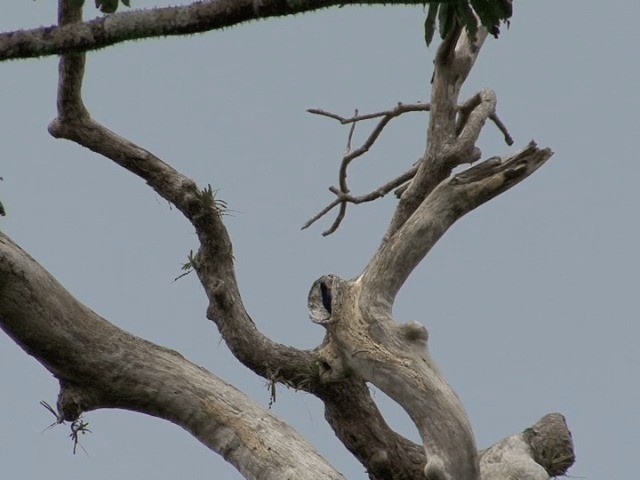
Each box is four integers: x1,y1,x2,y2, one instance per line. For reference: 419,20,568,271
489,112,514,146
304,103,427,234
305,97,512,235
309,139,551,479
0,0,429,62
302,166,417,234
310,274,479,480
457,94,513,146
362,141,552,312
0,232,345,480
39,4,444,478
308,103,430,124
481,413,575,480
48,2,322,390
384,27,489,240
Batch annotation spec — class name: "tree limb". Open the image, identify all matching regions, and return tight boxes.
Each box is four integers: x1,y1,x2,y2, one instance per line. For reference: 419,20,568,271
0,0,429,62
305,144,551,480
384,26,489,240
0,232,345,480
40,4,446,478
480,413,575,480
362,142,552,312
302,166,419,234
48,1,320,389
304,103,428,234
303,99,512,234
310,275,478,480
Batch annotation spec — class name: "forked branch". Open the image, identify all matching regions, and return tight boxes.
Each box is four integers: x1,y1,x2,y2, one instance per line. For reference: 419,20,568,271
0,232,344,480
361,141,552,312
304,103,429,234
301,23,558,480
48,1,317,389
304,96,513,235
38,3,442,478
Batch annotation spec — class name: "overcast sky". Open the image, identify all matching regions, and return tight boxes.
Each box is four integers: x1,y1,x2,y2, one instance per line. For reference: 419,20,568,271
1,1,638,479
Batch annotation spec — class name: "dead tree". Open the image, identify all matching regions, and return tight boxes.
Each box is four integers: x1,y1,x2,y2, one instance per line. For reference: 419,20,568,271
0,2,574,479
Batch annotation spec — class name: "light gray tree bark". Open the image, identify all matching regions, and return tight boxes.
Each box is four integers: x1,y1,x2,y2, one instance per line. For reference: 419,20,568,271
0,2,575,479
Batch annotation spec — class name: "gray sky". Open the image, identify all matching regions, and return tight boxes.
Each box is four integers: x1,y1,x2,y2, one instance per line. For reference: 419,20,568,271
1,1,638,478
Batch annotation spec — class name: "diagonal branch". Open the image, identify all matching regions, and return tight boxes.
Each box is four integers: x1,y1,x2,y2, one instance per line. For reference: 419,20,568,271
361,142,552,312
0,0,428,62
48,2,319,388
0,231,345,480
302,165,419,235
384,26,489,240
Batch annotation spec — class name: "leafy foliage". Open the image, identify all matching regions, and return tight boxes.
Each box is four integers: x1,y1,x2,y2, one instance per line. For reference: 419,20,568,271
424,0,513,46
175,250,197,282
65,0,131,14
95,0,131,13
194,184,229,216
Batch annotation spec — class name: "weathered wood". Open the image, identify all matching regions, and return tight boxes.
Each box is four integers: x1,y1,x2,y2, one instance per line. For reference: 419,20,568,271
0,232,344,480
481,413,575,480
0,0,431,62
0,3,576,479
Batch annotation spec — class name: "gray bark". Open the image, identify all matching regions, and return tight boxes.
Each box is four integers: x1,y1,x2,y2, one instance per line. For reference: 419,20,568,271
0,2,576,480
305,26,554,480
480,414,575,480
0,232,344,480
0,0,428,61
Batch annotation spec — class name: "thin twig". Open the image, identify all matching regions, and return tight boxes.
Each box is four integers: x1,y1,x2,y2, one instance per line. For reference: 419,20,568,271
301,198,341,230
304,95,514,235
323,202,347,236
307,102,430,124
344,109,358,158
302,166,418,232
302,102,430,236
489,112,514,146
304,102,430,235
457,93,513,146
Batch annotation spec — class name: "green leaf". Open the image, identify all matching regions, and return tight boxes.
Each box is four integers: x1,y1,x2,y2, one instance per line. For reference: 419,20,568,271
424,0,513,44
121,0,131,6
470,0,498,35
424,3,439,47
0,200,5,216
95,0,118,13
437,3,456,40
455,2,478,42
470,0,512,37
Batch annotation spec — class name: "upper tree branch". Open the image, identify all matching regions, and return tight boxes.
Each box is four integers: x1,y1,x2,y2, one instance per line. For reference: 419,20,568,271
0,0,428,62
384,26,489,240
303,100,512,235
304,103,429,234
